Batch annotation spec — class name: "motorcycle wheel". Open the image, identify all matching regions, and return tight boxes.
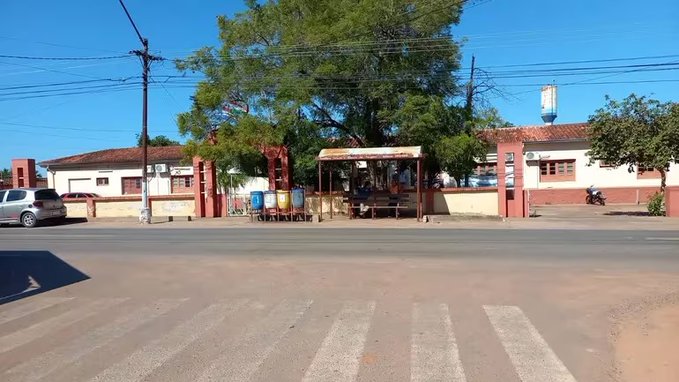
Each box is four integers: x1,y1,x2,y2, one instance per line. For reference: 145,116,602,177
599,199,606,206
585,195,592,204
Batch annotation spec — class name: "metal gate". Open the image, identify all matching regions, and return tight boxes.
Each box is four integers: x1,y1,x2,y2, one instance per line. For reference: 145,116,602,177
227,193,250,216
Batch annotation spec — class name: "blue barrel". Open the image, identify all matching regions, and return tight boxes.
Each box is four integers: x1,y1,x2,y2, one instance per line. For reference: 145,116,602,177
250,191,264,210
291,188,305,208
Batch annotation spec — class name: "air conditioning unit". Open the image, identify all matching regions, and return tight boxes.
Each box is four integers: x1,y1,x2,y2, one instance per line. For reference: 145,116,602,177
146,165,155,173
154,164,168,173
525,152,541,161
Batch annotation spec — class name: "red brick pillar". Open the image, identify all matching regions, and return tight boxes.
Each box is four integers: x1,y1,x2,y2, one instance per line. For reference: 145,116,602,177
261,145,291,190
425,189,435,214
86,198,96,218
193,157,206,218
280,147,291,190
267,157,277,190
666,187,679,218
11,159,37,188
204,160,218,218
497,142,526,218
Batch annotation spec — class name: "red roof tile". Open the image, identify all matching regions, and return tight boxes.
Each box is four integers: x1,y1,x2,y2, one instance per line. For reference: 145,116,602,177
39,146,186,167
479,123,589,144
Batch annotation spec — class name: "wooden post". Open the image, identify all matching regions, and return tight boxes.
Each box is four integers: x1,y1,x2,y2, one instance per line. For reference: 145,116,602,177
329,167,333,219
417,159,422,221
318,161,322,222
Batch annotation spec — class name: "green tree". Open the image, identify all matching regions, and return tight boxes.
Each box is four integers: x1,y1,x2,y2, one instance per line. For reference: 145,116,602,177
1,168,11,181
175,0,467,184
587,94,679,193
435,133,487,186
136,134,180,147
475,107,513,129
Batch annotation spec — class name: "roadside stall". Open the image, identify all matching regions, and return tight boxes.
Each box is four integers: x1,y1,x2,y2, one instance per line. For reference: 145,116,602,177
316,146,425,222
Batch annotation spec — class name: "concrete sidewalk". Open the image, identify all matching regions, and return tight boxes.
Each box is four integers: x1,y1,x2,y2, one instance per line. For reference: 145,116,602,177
50,212,679,231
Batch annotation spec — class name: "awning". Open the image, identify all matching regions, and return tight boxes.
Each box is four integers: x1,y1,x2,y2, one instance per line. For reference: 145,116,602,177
317,146,423,161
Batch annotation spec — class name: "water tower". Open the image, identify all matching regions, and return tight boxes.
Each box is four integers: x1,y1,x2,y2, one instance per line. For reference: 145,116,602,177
541,85,557,125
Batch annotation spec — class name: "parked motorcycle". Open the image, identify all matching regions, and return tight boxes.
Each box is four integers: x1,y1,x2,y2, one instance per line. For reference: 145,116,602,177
586,185,606,206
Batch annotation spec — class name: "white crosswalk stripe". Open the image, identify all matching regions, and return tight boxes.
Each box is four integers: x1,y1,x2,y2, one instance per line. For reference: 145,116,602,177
302,301,375,382
0,298,127,354
0,298,581,382
411,303,466,382
0,297,74,326
197,299,313,382
4,298,186,382
484,305,578,382
90,300,247,382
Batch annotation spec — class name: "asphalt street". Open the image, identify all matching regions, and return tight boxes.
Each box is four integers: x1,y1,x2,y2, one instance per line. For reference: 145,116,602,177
1,227,678,381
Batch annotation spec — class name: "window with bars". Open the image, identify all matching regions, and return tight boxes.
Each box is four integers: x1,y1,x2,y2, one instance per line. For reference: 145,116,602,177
122,177,142,195
96,177,109,186
637,165,664,179
475,162,497,176
540,160,575,181
171,175,194,194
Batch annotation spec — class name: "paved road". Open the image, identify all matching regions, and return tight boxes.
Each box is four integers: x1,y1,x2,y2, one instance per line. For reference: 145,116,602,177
1,227,678,381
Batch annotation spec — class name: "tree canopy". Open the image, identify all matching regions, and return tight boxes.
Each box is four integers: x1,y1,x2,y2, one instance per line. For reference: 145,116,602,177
136,134,180,147
587,94,679,192
0,168,11,180
176,0,490,185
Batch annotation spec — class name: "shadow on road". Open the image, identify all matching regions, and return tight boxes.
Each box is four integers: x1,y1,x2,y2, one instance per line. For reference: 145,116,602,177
0,251,90,305
0,217,89,228
604,211,651,217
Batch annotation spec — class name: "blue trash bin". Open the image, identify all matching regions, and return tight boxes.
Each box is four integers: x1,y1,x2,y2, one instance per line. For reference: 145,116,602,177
251,191,264,210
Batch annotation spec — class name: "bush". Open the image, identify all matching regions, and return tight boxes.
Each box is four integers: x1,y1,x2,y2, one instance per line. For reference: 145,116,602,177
648,192,666,216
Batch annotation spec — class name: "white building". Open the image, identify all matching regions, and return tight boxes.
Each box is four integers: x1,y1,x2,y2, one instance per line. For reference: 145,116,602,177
479,123,678,204
38,145,270,198
39,146,194,197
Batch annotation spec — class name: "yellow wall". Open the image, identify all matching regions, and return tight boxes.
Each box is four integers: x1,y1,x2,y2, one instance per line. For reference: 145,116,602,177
63,201,87,218
152,199,195,217
305,195,346,217
433,190,499,216
95,201,140,217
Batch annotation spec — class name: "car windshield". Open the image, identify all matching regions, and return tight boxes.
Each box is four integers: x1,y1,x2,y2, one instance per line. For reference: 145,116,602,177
35,189,61,200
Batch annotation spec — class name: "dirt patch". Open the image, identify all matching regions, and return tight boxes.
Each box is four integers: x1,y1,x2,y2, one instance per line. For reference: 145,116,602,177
615,304,679,382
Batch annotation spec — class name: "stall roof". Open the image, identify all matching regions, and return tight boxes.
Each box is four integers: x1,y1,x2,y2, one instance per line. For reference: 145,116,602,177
317,146,423,161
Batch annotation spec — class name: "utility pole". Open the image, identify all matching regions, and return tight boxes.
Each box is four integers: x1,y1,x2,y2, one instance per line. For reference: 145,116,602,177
463,55,476,187
118,0,162,224
465,55,476,131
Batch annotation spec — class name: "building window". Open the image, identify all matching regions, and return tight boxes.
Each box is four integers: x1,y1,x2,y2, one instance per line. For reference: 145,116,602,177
475,162,497,176
540,160,575,182
96,177,109,186
599,160,614,168
637,165,663,179
122,177,142,195
171,175,194,194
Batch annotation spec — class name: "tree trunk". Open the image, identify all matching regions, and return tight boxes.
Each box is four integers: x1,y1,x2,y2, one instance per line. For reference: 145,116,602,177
659,168,667,194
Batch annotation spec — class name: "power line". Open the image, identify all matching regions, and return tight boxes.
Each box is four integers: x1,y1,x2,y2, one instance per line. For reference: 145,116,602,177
0,82,142,97
0,84,141,102
0,60,120,80
0,54,134,61
480,54,679,69
0,78,136,91
0,35,128,55
0,121,176,134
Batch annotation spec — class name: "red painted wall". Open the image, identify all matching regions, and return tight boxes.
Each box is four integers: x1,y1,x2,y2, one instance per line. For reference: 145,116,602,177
527,186,660,205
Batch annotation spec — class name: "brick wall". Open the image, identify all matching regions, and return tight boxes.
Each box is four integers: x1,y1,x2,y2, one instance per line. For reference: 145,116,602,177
528,187,660,205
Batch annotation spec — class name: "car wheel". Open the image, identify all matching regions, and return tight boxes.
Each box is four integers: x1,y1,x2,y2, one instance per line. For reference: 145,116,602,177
21,212,38,228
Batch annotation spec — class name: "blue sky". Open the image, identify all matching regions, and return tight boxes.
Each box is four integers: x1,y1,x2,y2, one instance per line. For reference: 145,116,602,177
1,0,677,168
